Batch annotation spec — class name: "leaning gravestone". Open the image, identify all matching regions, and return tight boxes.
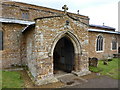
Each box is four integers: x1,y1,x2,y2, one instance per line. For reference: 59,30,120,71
89,57,98,67
107,56,112,61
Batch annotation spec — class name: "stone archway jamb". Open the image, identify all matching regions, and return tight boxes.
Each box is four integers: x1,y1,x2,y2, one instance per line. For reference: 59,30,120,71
48,30,82,57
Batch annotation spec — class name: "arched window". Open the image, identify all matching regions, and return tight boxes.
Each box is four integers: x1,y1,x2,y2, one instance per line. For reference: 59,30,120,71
112,37,117,50
96,35,103,51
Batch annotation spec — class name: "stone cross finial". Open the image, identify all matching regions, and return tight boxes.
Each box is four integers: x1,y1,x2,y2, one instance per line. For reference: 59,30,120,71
103,23,105,26
62,5,68,14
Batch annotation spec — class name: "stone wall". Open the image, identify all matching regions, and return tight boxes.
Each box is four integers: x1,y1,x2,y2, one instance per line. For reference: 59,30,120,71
26,15,90,85
1,23,25,68
88,31,118,59
22,26,37,77
1,0,90,70
2,1,89,24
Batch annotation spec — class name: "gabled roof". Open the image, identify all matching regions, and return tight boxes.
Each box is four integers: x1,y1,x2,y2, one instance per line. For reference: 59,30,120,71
2,0,89,19
0,18,35,25
35,14,88,26
34,15,62,20
90,24,115,30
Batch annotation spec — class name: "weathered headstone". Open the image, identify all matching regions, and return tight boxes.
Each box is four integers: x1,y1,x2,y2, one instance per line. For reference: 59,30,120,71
107,56,112,61
89,57,98,67
103,59,108,65
113,54,120,58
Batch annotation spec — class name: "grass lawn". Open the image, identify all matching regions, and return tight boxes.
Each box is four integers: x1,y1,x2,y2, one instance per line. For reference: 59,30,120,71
2,70,23,88
0,70,2,89
89,58,120,79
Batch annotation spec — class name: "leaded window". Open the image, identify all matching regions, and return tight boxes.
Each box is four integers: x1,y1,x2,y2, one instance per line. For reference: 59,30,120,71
22,10,29,19
96,35,103,51
112,37,117,50
0,31,3,50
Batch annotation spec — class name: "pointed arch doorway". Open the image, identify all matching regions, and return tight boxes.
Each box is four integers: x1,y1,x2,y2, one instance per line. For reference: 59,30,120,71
53,36,75,73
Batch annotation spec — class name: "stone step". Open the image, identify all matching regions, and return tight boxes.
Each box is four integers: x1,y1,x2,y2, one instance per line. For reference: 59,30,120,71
55,73,88,86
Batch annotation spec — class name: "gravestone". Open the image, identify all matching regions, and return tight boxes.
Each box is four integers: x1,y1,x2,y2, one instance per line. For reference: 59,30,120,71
113,54,120,58
89,57,98,67
107,56,112,61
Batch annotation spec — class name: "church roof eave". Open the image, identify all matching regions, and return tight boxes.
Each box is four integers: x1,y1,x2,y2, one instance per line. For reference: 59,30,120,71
88,29,120,34
34,14,89,26
0,17,35,25
22,23,35,33
34,15,62,21
89,24,115,30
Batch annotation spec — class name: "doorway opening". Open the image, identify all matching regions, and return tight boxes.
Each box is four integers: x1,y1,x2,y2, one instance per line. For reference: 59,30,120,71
53,36,75,74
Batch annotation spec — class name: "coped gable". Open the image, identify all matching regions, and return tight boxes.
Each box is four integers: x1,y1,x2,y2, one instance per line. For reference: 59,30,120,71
23,14,89,33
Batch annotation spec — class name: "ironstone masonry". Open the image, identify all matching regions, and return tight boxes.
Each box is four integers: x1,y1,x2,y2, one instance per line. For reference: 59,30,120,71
22,14,90,85
0,0,120,85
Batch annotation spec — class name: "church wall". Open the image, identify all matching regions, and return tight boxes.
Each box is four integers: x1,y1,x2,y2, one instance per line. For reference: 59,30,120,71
22,27,37,77
2,3,57,20
1,23,25,68
1,1,89,70
0,23,2,68
88,31,118,59
2,1,89,24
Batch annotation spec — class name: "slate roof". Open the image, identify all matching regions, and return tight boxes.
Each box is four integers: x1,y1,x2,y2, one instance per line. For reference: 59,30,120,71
0,17,35,25
22,24,35,33
88,29,120,34
90,24,115,30
118,31,120,34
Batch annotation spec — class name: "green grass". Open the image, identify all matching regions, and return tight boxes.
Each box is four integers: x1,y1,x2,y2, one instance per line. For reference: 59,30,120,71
0,70,2,89
2,70,23,88
89,58,120,79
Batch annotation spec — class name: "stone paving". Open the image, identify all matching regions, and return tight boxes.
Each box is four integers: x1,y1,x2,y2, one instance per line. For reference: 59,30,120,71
65,76,119,88
54,71,119,88
56,73,87,87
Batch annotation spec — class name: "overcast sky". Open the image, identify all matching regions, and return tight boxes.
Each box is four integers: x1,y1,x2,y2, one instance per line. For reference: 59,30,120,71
11,0,119,31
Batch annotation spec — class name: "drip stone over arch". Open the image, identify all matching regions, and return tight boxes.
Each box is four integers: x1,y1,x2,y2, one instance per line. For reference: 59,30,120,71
48,31,82,56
